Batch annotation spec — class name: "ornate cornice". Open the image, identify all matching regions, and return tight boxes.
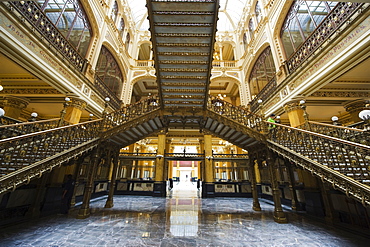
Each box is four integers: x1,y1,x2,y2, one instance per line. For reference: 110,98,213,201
2,95,29,109
1,88,60,95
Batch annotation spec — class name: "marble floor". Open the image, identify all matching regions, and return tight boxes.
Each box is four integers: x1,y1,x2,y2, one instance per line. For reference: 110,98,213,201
0,181,369,247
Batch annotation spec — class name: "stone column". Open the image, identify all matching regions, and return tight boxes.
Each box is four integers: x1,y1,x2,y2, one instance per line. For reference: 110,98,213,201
198,140,204,180
105,148,120,208
286,162,300,211
284,100,305,128
64,97,87,124
344,99,369,123
202,134,215,197
249,154,261,211
267,151,288,223
154,132,166,196
2,95,29,120
77,147,101,219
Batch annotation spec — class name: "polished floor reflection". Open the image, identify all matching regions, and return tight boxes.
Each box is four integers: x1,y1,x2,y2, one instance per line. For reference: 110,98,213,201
0,181,369,246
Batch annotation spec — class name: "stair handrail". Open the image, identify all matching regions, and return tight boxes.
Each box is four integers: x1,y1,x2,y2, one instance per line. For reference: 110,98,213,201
207,95,265,133
0,118,62,139
305,120,368,145
265,121,370,176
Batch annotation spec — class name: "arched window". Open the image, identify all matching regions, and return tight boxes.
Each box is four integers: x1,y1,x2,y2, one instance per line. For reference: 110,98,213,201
243,33,248,50
119,18,125,37
248,18,255,38
95,46,124,97
255,1,262,24
125,33,131,49
249,47,276,97
280,1,337,58
111,1,118,23
38,0,92,57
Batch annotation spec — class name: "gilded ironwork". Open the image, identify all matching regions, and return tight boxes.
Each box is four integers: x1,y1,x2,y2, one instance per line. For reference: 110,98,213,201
265,121,370,206
9,1,87,72
0,118,61,139
286,2,363,73
305,121,369,145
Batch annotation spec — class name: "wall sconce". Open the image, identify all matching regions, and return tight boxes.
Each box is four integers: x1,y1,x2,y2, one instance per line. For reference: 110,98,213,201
206,156,213,161
359,107,370,130
103,97,110,115
0,85,3,91
59,97,70,127
0,107,5,117
331,116,339,126
89,113,94,121
29,112,38,122
156,154,164,159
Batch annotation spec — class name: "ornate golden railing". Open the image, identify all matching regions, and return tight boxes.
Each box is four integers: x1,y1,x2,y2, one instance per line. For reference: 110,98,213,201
94,76,122,110
265,121,370,205
305,120,369,146
207,95,264,133
103,95,160,130
0,119,102,193
249,77,277,112
0,118,61,139
8,1,87,72
0,95,161,194
286,2,364,73
0,116,22,125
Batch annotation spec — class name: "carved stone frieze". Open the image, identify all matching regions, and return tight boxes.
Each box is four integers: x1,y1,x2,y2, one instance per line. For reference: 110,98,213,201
311,91,370,98
1,88,60,95
2,95,29,110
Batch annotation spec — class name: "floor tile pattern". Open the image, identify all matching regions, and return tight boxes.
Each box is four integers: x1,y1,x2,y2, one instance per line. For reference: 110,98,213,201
0,181,368,246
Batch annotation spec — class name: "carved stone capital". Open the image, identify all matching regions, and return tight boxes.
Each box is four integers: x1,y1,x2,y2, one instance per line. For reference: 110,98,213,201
68,97,88,111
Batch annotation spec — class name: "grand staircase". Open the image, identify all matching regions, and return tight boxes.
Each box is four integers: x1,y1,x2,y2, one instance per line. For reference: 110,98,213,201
0,0,369,208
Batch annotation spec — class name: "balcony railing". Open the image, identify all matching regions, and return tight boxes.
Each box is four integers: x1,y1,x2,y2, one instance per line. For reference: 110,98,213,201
212,60,237,68
9,1,88,73
94,76,122,109
286,2,363,74
135,60,154,67
249,77,277,112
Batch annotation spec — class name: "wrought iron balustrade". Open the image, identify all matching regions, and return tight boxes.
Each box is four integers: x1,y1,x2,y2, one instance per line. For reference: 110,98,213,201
135,60,154,67
286,2,364,74
103,95,160,130
94,76,122,110
212,154,249,160
207,95,264,133
8,1,87,72
265,120,370,205
0,116,22,125
0,119,103,194
119,152,157,159
0,118,61,139
249,77,277,112
305,121,369,146
212,61,237,68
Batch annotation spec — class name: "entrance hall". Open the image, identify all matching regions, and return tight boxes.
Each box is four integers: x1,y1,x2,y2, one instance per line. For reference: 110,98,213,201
0,190,368,246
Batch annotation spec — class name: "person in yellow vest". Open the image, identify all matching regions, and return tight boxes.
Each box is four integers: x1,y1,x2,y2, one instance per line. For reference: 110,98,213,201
267,114,276,130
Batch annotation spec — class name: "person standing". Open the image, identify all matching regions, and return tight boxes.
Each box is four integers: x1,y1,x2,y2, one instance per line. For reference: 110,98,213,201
267,114,276,130
60,174,75,215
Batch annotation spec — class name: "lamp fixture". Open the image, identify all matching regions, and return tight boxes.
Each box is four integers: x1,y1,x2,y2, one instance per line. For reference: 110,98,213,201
0,107,5,117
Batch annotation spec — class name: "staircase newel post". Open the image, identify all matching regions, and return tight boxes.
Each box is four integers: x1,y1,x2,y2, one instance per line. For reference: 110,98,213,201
267,150,288,223
105,147,120,208
77,146,102,219
249,152,261,211
70,156,85,207
286,161,300,211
